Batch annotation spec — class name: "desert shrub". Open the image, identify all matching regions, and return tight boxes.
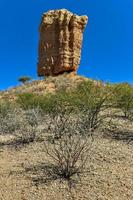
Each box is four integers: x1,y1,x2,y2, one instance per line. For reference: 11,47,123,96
16,80,112,131
17,93,57,113
0,102,22,134
46,74,72,91
16,90,73,114
0,101,43,145
112,83,133,118
40,95,96,180
0,101,14,116
14,108,43,146
44,118,93,180
17,93,39,109
63,80,112,131
45,108,86,142
42,82,118,182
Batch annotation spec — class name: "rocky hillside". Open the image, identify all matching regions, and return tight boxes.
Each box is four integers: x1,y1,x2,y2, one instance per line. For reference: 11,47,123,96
0,74,88,101
0,75,133,200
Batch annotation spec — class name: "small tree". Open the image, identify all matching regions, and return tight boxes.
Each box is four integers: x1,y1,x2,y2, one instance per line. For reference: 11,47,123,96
112,83,133,119
18,76,31,84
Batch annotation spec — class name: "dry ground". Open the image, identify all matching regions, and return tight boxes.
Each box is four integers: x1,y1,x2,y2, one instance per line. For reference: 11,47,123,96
0,76,133,199
0,134,132,200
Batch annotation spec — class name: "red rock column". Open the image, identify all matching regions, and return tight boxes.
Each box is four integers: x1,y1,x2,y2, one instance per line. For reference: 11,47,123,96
38,9,88,77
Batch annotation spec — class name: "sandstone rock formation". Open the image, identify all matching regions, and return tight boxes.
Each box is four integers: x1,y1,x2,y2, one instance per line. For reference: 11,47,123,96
38,9,88,76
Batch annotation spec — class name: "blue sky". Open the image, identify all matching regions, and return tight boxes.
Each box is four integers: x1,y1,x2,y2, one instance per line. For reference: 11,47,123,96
0,0,133,90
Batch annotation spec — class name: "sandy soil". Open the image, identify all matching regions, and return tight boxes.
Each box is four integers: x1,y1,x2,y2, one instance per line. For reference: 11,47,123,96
0,135,132,200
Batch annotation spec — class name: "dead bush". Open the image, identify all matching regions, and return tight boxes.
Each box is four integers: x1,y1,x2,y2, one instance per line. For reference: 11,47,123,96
44,132,92,181
43,108,94,181
0,102,22,135
0,105,44,147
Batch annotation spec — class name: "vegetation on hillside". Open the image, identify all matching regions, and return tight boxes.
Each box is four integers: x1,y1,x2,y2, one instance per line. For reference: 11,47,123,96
0,78,133,186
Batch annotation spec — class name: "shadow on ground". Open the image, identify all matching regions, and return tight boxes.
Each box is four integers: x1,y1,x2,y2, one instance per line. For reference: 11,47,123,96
105,130,133,144
0,136,37,150
24,163,63,186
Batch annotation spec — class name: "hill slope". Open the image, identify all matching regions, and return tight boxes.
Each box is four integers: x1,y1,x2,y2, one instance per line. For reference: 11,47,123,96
0,74,133,200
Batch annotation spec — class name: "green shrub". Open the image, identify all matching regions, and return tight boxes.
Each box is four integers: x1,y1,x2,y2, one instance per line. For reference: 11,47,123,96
112,83,133,118
17,93,38,109
61,80,111,130
16,92,64,113
16,80,112,130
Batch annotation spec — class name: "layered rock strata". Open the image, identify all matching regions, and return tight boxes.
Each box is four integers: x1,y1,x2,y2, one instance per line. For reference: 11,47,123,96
38,9,88,76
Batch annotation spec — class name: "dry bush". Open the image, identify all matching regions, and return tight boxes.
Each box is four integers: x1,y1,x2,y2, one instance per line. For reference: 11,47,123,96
14,107,43,145
46,111,76,141
0,103,94,178
43,108,94,181
0,102,22,135
0,104,44,147
42,81,115,181
44,132,93,181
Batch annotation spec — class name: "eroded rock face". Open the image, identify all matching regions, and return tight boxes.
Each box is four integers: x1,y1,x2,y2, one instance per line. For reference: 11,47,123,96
38,9,88,76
